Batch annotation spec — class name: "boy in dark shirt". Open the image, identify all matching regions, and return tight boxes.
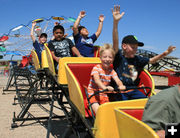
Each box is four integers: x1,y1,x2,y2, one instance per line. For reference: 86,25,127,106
112,5,176,100
48,25,82,67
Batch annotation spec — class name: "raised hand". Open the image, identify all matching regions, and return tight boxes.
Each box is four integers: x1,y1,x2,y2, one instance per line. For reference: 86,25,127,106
79,11,86,18
32,22,36,27
164,45,176,55
99,14,105,22
112,5,125,22
54,22,59,26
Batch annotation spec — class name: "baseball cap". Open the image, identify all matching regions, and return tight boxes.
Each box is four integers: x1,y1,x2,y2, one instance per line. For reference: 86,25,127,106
39,33,47,38
122,35,144,47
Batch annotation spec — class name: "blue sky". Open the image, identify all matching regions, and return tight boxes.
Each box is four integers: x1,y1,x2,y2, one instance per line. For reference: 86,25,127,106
0,0,180,60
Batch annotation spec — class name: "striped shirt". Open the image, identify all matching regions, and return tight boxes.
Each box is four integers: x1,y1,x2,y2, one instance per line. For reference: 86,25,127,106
88,64,118,96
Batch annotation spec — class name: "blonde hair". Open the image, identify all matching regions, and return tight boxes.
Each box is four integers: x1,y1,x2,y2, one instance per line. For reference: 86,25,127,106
99,44,115,58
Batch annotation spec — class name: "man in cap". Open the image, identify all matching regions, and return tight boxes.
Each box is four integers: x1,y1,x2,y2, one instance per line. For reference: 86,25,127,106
111,5,176,100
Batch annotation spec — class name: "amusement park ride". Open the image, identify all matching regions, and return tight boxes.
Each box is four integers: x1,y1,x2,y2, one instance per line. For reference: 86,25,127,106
1,16,180,138
0,15,76,59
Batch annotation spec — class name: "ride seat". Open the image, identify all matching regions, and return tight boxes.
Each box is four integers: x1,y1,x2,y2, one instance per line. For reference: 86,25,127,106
66,64,155,119
120,108,144,121
66,63,99,117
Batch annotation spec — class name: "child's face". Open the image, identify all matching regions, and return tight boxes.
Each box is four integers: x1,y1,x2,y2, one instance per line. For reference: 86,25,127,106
100,50,114,70
39,37,47,44
53,29,64,40
80,28,89,37
122,43,138,58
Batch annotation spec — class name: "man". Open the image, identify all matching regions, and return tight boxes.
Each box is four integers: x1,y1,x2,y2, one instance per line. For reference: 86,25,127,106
142,84,180,138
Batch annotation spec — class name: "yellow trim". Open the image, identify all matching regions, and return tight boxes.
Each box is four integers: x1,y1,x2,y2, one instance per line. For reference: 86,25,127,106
41,50,49,69
32,18,44,23
44,45,56,76
65,64,86,117
93,99,148,138
58,57,101,85
94,46,100,57
114,108,158,138
31,50,40,70
52,17,64,20
143,69,156,95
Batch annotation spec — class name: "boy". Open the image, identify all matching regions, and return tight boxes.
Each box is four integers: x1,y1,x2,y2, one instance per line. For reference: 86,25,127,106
48,25,82,67
30,22,47,62
112,5,176,100
88,44,126,114
73,11,104,57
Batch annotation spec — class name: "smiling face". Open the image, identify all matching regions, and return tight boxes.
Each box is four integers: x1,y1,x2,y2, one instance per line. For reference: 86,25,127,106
80,28,89,37
53,29,64,41
100,50,114,70
122,43,138,58
39,36,47,44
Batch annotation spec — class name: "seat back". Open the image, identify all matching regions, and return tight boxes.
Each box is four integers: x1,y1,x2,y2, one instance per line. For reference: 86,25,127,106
20,55,32,67
44,45,56,76
65,62,101,117
114,107,158,138
120,108,144,121
93,99,148,138
41,50,49,69
58,57,101,85
31,50,41,70
138,69,155,96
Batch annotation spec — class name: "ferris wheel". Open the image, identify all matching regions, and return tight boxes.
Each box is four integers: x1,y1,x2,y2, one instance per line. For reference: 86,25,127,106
0,16,76,59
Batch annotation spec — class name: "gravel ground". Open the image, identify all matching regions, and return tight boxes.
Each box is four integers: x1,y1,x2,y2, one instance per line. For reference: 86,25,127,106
0,76,69,138
0,75,169,138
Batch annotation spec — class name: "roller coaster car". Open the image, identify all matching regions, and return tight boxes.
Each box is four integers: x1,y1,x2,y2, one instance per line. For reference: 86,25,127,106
32,46,156,137
65,63,157,138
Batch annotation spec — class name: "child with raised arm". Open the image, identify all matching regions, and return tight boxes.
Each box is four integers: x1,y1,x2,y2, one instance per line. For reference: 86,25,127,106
48,25,82,68
87,44,126,114
112,5,176,100
30,22,47,62
73,11,104,57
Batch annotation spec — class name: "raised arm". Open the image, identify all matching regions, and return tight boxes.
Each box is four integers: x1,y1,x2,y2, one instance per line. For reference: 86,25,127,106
112,5,125,53
95,15,105,38
73,11,86,36
149,45,176,64
30,22,36,43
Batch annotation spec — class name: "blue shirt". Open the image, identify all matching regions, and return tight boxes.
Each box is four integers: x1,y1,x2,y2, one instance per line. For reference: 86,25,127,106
113,50,149,86
33,40,44,62
73,33,97,57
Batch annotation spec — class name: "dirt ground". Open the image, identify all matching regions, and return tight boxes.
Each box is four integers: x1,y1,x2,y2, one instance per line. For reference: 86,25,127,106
0,75,169,138
0,76,71,138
